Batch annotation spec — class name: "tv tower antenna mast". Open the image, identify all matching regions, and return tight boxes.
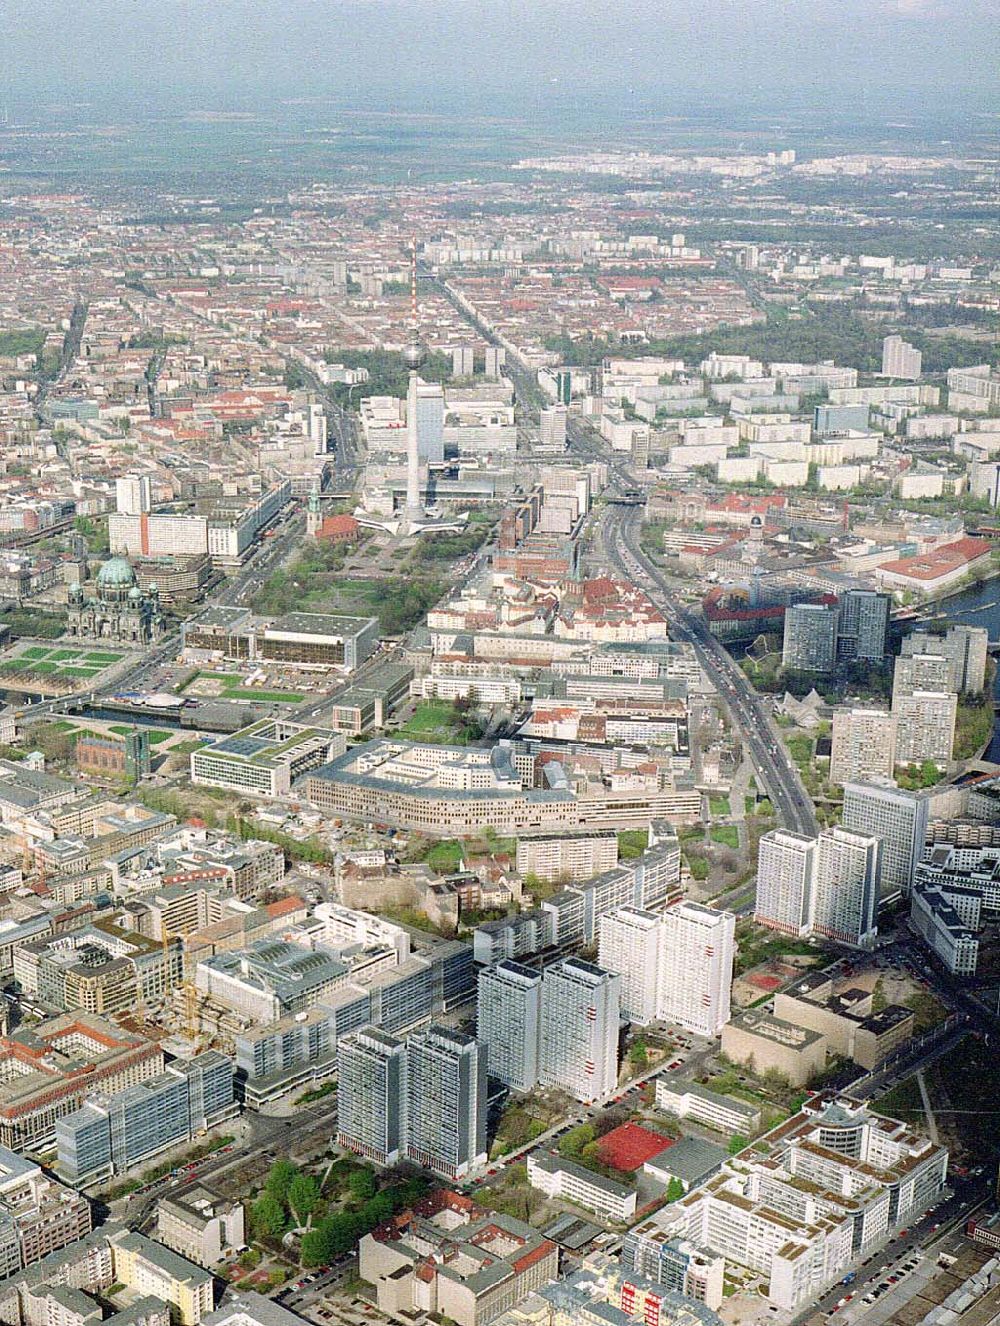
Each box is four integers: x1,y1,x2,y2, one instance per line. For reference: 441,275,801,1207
402,238,426,529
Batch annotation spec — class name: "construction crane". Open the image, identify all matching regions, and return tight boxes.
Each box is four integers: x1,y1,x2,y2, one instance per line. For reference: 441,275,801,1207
161,923,200,1041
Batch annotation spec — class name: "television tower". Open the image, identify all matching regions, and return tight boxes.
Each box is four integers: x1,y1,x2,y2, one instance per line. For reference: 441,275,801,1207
403,239,425,529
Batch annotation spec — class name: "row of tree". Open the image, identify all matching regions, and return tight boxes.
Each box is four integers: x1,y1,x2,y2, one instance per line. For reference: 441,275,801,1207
251,1159,429,1269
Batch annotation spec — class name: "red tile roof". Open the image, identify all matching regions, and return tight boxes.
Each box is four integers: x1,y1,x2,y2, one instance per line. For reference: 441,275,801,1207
877,536,993,581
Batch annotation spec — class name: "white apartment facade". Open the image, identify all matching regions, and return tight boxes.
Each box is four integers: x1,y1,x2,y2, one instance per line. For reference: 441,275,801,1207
597,906,662,1025
476,960,542,1092
539,958,621,1103
812,827,880,948
829,708,896,786
893,690,957,768
754,830,816,936
657,902,734,1037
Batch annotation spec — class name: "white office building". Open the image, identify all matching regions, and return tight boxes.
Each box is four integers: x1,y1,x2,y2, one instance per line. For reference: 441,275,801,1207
754,831,816,937
476,960,542,1091
657,902,734,1037
115,475,152,516
812,827,879,948
539,958,620,1103
597,906,663,1025
842,780,930,899
414,382,445,462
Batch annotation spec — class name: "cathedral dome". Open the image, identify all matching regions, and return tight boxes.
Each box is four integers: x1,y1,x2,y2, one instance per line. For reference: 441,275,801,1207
97,556,136,589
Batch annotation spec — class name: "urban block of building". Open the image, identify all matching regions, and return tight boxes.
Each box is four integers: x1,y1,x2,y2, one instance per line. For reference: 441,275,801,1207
526,1150,637,1223
190,720,347,798
627,1093,948,1313
56,1050,237,1187
181,606,378,671
359,1189,559,1326
0,1014,164,1152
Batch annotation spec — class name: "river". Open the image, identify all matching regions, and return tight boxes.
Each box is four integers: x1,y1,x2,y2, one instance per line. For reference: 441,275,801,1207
926,579,1000,761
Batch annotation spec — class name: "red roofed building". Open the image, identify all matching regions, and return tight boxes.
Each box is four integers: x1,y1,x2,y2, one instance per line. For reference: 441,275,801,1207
705,492,788,528
0,1013,163,1152
361,1190,558,1326
314,513,360,544
875,536,993,596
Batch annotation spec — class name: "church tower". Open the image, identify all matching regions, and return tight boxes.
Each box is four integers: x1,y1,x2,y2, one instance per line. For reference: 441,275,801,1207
307,487,322,538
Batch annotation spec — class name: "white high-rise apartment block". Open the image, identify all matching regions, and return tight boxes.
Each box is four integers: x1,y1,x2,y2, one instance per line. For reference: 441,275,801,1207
892,653,953,705
901,625,988,695
405,1026,487,1180
882,335,922,380
539,958,620,1103
484,346,505,379
452,346,475,378
812,827,879,948
597,906,663,1025
894,691,957,768
115,475,152,516
539,406,568,451
657,902,735,1037
476,960,541,1091
337,1026,408,1166
754,831,816,936
842,780,930,899
829,708,896,786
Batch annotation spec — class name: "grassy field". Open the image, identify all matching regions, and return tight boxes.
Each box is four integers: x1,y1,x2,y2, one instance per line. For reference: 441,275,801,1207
425,840,465,873
711,825,740,848
108,725,172,744
709,795,731,817
0,643,124,686
395,699,480,745
252,556,445,637
185,671,304,704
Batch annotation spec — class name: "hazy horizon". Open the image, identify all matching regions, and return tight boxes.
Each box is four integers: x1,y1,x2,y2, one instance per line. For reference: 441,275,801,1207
5,0,999,126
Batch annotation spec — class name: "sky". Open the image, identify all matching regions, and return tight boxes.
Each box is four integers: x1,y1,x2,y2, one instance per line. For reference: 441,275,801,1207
4,0,998,123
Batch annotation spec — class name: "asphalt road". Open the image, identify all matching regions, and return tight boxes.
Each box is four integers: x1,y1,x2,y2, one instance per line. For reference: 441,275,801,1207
803,1177,991,1326
599,501,817,838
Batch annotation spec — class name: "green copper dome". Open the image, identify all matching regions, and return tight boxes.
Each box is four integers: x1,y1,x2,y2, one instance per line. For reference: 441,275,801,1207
97,556,136,588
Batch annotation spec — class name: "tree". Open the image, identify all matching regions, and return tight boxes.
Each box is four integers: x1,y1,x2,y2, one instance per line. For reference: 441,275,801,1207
559,1123,596,1161
728,1134,749,1156
347,1167,376,1202
325,1212,367,1256
361,1193,395,1226
629,1037,649,1072
265,1159,299,1205
871,978,888,1015
250,1192,286,1240
665,1176,685,1203
580,1140,604,1170
288,1173,320,1225
300,1227,332,1268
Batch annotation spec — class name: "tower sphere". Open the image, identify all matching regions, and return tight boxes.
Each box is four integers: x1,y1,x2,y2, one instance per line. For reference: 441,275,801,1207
402,339,426,370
